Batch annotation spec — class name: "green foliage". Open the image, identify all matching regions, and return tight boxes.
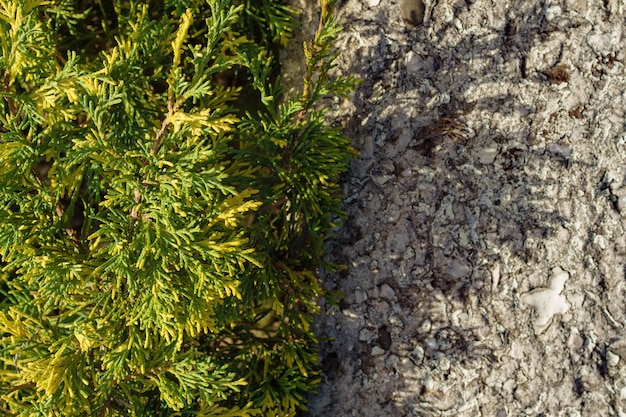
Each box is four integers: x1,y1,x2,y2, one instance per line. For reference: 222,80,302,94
0,0,356,415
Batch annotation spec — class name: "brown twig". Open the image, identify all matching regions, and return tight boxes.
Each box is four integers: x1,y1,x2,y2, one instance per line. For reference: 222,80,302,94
151,97,175,155
2,71,17,116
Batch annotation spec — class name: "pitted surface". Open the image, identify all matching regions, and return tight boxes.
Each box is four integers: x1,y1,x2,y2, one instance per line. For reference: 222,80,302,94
285,0,626,415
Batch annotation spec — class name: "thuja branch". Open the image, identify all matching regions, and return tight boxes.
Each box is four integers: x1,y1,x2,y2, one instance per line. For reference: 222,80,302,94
151,9,192,155
297,0,338,125
151,97,176,155
1,71,19,130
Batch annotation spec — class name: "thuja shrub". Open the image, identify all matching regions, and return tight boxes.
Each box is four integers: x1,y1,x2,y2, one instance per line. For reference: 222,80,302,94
0,0,356,415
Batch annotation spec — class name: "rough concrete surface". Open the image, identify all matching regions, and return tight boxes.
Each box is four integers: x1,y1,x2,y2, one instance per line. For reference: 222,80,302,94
288,0,626,416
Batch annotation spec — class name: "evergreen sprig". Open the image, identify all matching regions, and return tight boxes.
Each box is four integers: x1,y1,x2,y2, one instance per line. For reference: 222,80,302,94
0,0,355,415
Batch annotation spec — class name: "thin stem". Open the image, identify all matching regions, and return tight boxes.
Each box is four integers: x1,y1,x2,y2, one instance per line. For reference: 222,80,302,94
2,71,17,116
151,97,175,155
296,0,334,125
